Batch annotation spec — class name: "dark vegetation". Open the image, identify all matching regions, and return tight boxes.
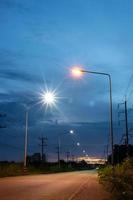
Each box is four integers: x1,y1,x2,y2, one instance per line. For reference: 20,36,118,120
0,160,95,177
99,158,133,200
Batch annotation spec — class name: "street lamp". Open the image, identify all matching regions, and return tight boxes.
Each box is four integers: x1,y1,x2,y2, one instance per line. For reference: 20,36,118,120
71,67,83,78
40,90,58,107
24,105,37,169
70,129,74,134
58,129,75,168
21,103,36,170
77,142,80,146
71,67,114,165
24,90,58,169
24,108,29,169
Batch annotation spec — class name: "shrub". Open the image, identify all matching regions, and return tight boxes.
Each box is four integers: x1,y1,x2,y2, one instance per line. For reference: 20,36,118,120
98,159,133,200
0,163,23,177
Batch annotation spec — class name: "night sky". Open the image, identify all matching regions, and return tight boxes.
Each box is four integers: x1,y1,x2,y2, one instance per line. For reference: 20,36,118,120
0,0,133,162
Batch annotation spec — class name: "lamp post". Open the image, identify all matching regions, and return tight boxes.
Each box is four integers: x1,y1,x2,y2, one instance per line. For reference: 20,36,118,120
71,67,114,165
24,109,28,169
24,90,58,169
24,106,34,169
24,105,38,169
58,129,74,168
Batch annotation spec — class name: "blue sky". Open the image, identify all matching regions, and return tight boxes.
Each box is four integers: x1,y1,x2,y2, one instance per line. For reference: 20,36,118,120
0,0,133,161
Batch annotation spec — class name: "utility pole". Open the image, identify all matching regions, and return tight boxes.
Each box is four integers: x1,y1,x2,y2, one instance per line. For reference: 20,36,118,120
118,99,129,157
104,144,108,161
57,136,61,168
124,100,129,146
39,137,47,162
72,155,75,162
24,110,28,169
66,151,70,163
124,99,129,156
56,145,60,168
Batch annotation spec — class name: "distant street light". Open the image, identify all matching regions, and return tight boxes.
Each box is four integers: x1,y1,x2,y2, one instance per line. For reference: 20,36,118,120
70,129,74,134
58,129,75,168
71,67,114,165
77,142,80,146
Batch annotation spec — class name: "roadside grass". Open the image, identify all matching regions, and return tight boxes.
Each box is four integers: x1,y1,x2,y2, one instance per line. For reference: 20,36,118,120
28,165,75,175
0,160,94,178
98,159,133,200
0,163,76,177
0,162,23,177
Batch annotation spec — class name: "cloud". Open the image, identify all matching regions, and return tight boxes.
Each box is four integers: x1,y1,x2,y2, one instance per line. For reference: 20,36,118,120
0,49,22,68
0,69,43,84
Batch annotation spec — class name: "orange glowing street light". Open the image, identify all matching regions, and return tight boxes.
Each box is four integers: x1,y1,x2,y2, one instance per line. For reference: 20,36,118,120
71,67,83,78
70,66,114,165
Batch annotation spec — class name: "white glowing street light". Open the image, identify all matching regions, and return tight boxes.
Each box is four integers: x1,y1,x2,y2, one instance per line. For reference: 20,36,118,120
24,104,38,169
71,66,114,165
70,129,74,134
77,142,80,146
58,129,75,168
83,150,86,153
24,89,59,169
41,90,58,107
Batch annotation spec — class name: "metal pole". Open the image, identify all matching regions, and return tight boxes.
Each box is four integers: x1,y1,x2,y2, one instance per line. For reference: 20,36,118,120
24,110,28,168
41,138,44,161
124,99,129,156
58,136,61,168
66,151,70,163
108,75,114,165
81,70,114,165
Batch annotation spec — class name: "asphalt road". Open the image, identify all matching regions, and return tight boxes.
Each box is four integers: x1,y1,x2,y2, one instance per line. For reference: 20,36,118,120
0,170,109,200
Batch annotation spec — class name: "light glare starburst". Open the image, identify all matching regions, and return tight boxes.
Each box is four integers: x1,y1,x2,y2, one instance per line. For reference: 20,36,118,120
40,89,58,108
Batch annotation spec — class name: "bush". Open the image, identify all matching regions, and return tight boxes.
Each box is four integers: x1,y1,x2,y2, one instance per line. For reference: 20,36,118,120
0,163,23,177
98,159,133,200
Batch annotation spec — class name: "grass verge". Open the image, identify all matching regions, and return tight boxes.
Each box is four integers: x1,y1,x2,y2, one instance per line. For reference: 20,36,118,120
98,159,133,200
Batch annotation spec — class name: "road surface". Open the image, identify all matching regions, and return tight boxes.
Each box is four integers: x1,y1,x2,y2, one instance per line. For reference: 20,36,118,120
0,170,109,200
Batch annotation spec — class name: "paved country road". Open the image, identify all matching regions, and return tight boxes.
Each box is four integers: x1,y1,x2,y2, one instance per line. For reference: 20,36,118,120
0,170,109,200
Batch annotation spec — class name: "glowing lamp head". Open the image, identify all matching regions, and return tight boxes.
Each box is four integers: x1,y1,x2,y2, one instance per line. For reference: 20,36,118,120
71,67,83,78
44,92,55,104
70,130,74,134
77,142,80,146
41,90,57,107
